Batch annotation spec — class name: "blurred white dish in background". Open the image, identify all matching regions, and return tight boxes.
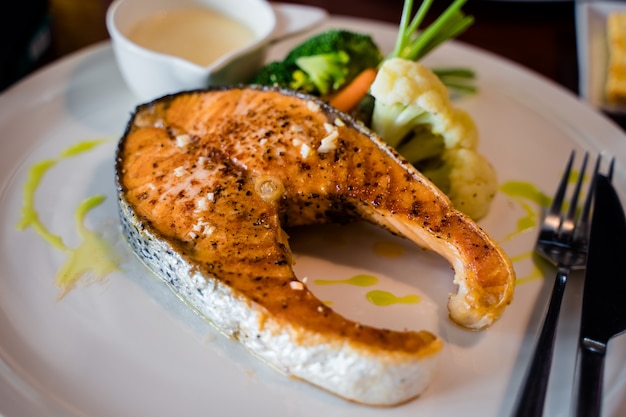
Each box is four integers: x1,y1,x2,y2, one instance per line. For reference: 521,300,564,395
576,0,626,113
106,0,327,103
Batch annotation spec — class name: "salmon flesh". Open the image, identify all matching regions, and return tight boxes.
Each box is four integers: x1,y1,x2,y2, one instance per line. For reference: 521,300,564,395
115,86,515,406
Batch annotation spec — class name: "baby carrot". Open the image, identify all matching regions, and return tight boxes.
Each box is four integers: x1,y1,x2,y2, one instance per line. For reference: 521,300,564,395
329,68,378,113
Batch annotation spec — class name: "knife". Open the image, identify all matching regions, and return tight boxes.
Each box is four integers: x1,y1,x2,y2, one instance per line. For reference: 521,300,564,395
575,173,626,417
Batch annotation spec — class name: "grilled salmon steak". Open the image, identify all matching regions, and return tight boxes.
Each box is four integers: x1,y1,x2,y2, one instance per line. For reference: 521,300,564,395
115,86,515,406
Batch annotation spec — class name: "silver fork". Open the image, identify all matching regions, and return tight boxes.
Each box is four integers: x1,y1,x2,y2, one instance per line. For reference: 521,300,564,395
512,150,601,417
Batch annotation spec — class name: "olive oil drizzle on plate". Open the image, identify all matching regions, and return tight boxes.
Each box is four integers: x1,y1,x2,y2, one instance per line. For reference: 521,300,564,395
499,179,563,285
16,139,119,298
499,180,551,242
366,290,421,306
315,273,422,306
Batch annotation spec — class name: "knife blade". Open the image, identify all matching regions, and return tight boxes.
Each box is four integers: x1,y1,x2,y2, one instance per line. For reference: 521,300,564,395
575,174,626,417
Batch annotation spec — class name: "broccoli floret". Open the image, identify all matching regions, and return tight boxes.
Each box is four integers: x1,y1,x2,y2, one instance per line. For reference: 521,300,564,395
290,51,350,95
251,61,298,88
285,30,382,80
253,29,382,97
370,58,496,220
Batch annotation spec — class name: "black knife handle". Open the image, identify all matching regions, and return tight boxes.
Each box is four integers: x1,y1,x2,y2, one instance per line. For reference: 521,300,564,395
574,343,606,417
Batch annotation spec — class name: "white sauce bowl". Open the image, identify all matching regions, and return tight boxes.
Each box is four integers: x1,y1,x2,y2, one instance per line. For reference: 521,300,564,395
106,0,327,102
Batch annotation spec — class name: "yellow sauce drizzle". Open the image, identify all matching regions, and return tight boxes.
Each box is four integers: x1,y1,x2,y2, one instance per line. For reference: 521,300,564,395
366,290,421,306
16,139,119,298
372,240,405,258
500,180,551,207
509,251,544,285
55,195,119,298
314,273,378,287
499,180,550,242
499,178,593,285
16,159,68,250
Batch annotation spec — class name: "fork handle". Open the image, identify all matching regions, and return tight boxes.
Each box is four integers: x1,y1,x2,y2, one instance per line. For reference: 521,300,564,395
511,268,568,417
574,343,606,417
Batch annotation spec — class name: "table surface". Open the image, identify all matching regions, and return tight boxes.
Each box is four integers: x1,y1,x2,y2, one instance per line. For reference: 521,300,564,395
3,0,579,95
3,0,578,93
22,0,576,96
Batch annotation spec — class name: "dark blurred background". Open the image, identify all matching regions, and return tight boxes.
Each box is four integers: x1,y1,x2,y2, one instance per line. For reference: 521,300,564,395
285,0,579,94
0,0,578,94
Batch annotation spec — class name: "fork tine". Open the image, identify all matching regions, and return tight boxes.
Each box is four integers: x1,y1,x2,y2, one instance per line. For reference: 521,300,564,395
543,150,575,234
560,152,589,238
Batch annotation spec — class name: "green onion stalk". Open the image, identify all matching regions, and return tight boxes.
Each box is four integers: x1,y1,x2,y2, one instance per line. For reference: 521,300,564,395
389,0,476,93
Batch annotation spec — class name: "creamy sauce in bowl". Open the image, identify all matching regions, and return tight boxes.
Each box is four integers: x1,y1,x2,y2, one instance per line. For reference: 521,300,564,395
106,0,327,101
126,8,256,67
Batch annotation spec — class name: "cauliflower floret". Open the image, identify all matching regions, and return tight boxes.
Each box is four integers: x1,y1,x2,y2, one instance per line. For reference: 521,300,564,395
369,58,497,220
370,58,453,147
444,107,479,149
421,149,498,221
370,58,478,150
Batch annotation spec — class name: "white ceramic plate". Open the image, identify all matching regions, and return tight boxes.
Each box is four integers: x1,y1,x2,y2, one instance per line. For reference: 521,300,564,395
576,0,626,113
1,15,626,417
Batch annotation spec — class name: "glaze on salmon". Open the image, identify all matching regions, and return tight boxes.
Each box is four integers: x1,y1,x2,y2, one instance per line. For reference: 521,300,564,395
115,86,515,405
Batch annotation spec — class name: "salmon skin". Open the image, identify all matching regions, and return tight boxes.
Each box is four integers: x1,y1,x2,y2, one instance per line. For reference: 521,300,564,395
115,86,515,406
